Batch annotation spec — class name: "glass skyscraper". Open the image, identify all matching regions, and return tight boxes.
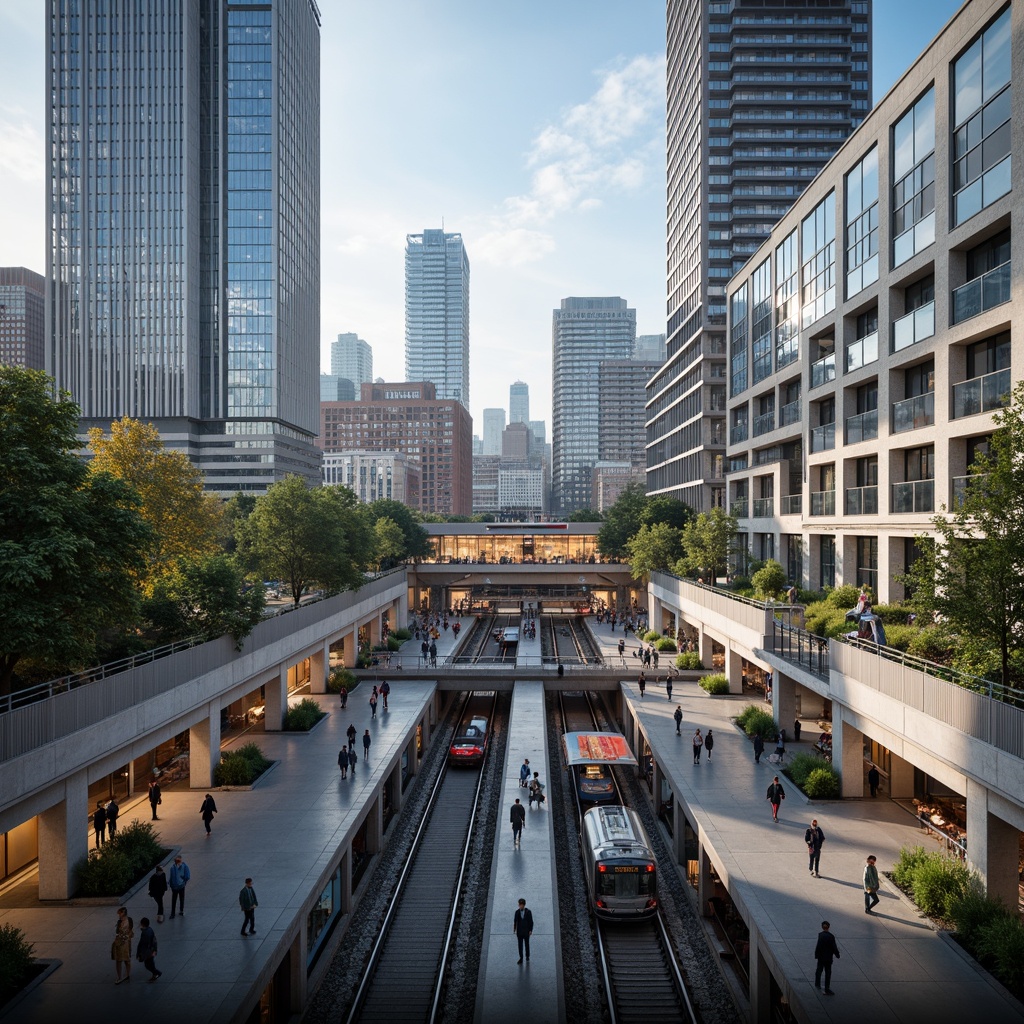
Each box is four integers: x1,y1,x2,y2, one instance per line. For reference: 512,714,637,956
47,0,322,493
647,0,871,510
509,380,529,424
330,332,373,389
405,229,470,409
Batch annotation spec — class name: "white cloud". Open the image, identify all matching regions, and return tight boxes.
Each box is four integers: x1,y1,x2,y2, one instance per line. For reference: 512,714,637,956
0,113,43,183
473,228,557,267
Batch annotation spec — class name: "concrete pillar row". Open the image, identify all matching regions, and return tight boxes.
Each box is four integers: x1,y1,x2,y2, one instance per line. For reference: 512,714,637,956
367,796,383,854
699,629,715,670
833,705,865,798
672,793,686,865
966,778,1020,910
725,643,744,694
649,595,663,631
390,761,404,814
264,665,288,732
38,770,89,900
368,615,381,647
190,705,222,788
773,673,797,739
748,926,773,1024
339,849,353,915
289,929,307,1013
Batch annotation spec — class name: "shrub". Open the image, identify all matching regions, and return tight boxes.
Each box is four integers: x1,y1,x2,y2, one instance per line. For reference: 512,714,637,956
786,752,827,786
948,884,1004,946
730,576,751,593
76,820,166,897
878,623,916,651
803,766,841,799
912,855,972,919
676,652,703,670
106,820,164,878
284,697,326,732
386,636,402,652
824,584,860,609
699,673,730,695
906,626,956,664
327,668,357,694
736,704,777,740
891,845,932,891
643,630,661,644
751,559,786,600
0,924,36,1004
215,742,271,786
975,914,1024,994
391,628,412,641
654,637,677,652
803,602,851,639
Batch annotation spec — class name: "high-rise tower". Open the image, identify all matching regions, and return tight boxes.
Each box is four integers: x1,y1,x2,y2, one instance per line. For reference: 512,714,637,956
46,0,323,493
647,0,871,510
552,297,636,514
330,333,373,389
509,380,530,423
405,229,470,408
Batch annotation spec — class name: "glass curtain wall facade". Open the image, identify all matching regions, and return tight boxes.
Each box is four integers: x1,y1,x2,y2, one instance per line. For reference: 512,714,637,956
330,332,373,389
552,297,636,514
648,0,870,510
47,0,322,493
404,229,470,409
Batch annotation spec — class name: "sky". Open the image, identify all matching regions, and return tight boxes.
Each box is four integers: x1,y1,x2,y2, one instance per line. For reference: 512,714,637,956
0,0,963,432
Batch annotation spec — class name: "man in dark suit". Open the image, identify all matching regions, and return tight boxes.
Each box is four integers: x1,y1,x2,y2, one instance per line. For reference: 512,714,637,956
513,898,533,964
813,920,840,994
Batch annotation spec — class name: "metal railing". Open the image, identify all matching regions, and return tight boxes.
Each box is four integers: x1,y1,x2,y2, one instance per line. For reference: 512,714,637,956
810,422,835,452
810,489,836,516
780,494,802,515
811,352,836,388
771,619,830,679
892,479,934,514
753,410,776,436
845,484,878,515
730,424,749,445
952,366,1011,419
730,499,749,518
892,391,934,433
845,331,878,372
752,497,775,517
892,300,935,352
845,408,878,444
780,400,802,426
951,260,1011,324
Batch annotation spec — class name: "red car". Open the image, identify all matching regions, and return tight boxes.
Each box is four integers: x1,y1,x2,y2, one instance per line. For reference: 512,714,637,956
448,716,489,765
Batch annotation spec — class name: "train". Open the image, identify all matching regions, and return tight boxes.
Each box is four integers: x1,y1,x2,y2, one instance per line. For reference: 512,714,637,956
580,804,658,920
575,762,616,804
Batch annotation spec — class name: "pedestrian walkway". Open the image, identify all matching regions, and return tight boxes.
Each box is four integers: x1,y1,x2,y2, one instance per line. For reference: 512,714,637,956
0,681,436,1024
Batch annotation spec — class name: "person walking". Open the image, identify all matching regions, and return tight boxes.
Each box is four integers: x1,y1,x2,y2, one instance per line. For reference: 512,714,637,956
867,765,880,797
510,798,526,846
200,793,217,836
106,796,120,836
813,920,840,994
338,685,348,709
380,679,390,710
774,730,786,764
753,733,765,764
653,649,659,669
863,855,881,913
348,746,358,775
519,759,531,788
805,819,825,876
369,691,378,718
666,676,674,701
347,723,357,749
239,878,258,935
793,719,802,742
528,772,546,807
148,864,168,923
617,638,625,659
136,917,161,981
704,729,715,761
692,728,704,764
338,747,348,778
93,801,107,849
513,898,533,964
767,776,786,822
362,729,372,760
168,854,190,918
148,779,162,821
638,672,646,698
112,907,133,984
674,706,683,735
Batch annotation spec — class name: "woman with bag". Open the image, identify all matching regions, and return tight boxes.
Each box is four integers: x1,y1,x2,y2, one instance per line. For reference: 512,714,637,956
112,906,133,984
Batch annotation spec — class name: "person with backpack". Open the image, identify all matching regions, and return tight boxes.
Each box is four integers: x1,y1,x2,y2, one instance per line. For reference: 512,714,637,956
528,772,546,807
380,679,391,710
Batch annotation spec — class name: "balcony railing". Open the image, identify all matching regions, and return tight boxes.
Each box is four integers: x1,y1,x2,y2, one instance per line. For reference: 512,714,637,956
952,366,1011,419
730,425,749,445
892,391,934,433
845,330,878,372
951,260,1011,324
810,422,835,452
780,400,802,426
892,479,934,514
845,408,878,444
811,352,836,388
753,410,776,436
771,619,830,679
951,472,990,508
810,489,836,516
892,300,935,352
780,493,802,515
845,484,878,515
753,497,775,517
730,499,749,518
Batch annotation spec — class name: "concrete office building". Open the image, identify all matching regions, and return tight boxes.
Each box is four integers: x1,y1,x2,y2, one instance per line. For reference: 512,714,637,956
331,332,373,390
552,297,636,513
724,0,1017,601
647,0,872,511
405,229,470,409
509,380,530,423
319,381,472,516
599,355,664,466
482,407,506,455
322,450,419,505
46,0,322,493
0,268,45,370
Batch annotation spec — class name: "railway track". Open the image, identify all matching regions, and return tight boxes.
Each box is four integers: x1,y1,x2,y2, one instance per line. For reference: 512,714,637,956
451,614,519,664
557,691,697,1024
346,693,498,1024
545,615,602,665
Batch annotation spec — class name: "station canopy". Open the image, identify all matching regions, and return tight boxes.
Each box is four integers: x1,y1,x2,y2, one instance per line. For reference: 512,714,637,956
562,732,637,767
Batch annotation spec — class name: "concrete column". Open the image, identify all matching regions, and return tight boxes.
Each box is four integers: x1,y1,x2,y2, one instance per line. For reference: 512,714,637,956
290,929,307,1013
725,644,744,693
397,590,409,629
697,843,715,915
650,759,662,813
38,771,89,900
406,736,420,778
672,794,686,865
966,779,1020,909
698,629,714,670
773,673,796,739
309,642,329,694
390,761,404,813
264,666,288,732
649,595,663,631
889,753,915,799
834,707,864,798
126,759,135,797
190,708,222,788
343,626,358,669
340,849,353,914
368,615,381,647
749,928,773,1024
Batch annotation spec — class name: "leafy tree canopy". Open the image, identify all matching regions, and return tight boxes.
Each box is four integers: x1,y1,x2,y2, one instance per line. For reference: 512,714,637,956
625,522,685,580
598,483,693,559
0,369,151,693
88,417,223,593
370,517,407,572
568,508,603,523
236,476,372,606
751,559,787,600
676,507,738,584
364,499,431,560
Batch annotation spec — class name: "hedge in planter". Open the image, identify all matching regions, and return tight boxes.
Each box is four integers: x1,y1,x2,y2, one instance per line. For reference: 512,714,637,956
699,673,730,695
284,697,326,731
675,652,703,670
736,704,778,740
654,637,677,653
783,752,840,798
0,924,35,1008
328,668,358,694
215,742,272,786
76,820,169,897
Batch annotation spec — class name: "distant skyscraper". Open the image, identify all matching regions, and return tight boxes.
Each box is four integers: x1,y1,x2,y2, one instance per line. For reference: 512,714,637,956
405,229,470,408
509,380,530,423
0,268,45,370
634,334,666,363
482,408,506,455
47,1,323,493
330,333,373,389
647,0,871,510
552,297,636,513
320,375,355,403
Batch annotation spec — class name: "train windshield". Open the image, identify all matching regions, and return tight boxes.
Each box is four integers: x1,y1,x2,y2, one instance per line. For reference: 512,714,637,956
597,865,655,898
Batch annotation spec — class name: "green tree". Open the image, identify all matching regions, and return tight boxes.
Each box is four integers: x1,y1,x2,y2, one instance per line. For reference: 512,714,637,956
365,499,431,561
88,417,224,593
751,559,787,600
568,508,603,523
677,507,738,584
370,517,407,572
901,382,1024,689
598,483,693,559
236,476,371,606
0,368,151,694
625,522,684,580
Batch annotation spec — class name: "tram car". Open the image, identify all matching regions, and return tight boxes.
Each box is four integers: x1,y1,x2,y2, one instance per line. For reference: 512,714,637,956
575,762,616,804
580,805,658,920
448,715,489,766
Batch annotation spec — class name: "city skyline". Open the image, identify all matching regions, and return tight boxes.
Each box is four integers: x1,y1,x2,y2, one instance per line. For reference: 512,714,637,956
0,1,960,432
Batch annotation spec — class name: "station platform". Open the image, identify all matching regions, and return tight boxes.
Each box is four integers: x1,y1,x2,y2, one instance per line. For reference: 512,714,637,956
621,680,1024,1023
476,680,562,1024
0,681,437,1024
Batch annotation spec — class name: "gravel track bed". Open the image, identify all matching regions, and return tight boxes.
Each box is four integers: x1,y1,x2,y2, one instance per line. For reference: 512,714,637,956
303,692,509,1024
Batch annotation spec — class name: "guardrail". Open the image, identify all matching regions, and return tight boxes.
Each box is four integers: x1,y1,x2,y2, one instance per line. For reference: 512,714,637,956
770,620,830,679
